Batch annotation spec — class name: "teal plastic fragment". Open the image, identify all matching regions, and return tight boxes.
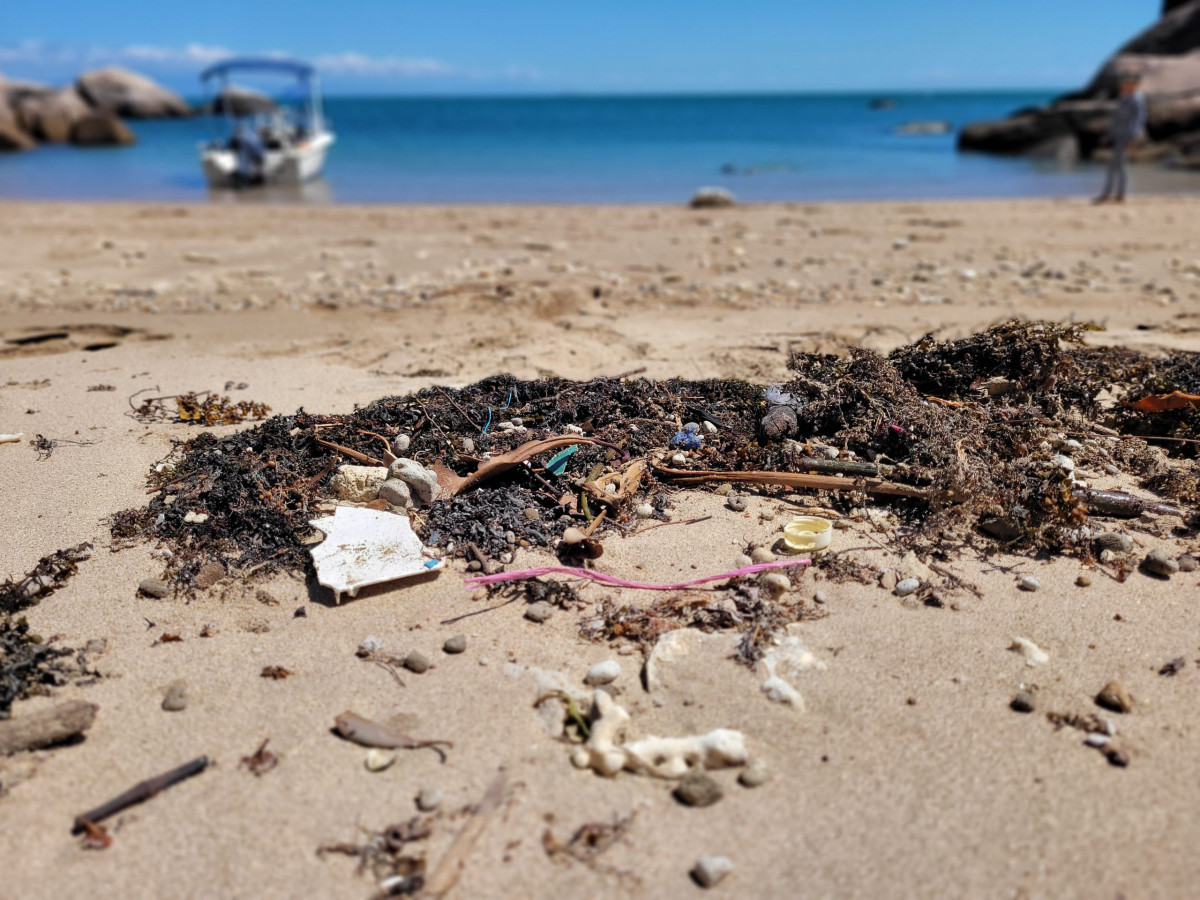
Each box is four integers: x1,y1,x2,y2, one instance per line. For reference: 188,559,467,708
545,444,580,476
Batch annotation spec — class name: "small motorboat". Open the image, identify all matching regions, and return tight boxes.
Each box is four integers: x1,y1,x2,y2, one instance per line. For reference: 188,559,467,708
199,57,334,188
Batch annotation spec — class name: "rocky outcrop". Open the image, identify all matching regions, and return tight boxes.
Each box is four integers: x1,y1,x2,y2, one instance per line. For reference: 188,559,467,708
15,86,90,143
960,0,1200,162
0,122,36,152
75,67,189,119
70,112,136,147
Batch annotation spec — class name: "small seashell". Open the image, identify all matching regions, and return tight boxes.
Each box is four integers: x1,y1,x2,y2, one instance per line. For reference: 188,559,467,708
562,527,585,545
365,749,397,772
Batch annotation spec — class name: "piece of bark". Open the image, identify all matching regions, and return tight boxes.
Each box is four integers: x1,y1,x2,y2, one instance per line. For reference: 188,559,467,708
0,700,98,756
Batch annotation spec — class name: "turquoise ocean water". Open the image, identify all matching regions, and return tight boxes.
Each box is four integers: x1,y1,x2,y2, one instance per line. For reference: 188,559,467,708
0,92,1192,203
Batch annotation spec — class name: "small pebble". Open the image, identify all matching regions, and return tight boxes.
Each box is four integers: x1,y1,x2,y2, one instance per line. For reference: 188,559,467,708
461,438,475,454
443,634,468,654
1096,532,1133,554
674,772,723,807
1051,453,1074,472
365,749,396,772
1105,748,1130,768
392,434,411,453
1179,555,1198,572
636,503,655,518
727,493,748,512
416,787,443,812
738,759,770,788
1010,690,1036,714
1076,574,1092,587
879,570,898,591
713,484,732,495
750,546,776,565
761,573,791,598
526,602,554,623
1018,575,1040,592
692,856,734,889
139,578,170,599
1142,549,1179,577
1096,681,1133,714
584,660,621,686
670,453,687,466
522,507,541,522
403,651,431,674
194,561,226,590
894,577,920,597
357,636,384,657
1084,733,1112,748
701,421,718,435
813,590,828,604
562,527,585,545
161,680,188,712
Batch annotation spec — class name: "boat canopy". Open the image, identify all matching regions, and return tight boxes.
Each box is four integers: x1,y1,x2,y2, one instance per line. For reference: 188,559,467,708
200,58,316,83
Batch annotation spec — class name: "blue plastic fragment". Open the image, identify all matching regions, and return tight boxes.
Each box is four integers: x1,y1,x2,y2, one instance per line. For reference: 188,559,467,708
545,444,580,475
424,559,440,569
671,431,703,450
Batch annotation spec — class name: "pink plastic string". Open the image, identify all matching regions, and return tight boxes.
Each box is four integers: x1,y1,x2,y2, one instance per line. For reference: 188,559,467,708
463,559,811,591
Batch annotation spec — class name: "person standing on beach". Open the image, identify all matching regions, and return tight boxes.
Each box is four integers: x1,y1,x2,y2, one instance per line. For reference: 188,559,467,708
1095,71,1147,205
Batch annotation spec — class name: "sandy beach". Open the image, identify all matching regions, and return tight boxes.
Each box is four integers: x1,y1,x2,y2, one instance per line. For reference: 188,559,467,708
2,196,1199,900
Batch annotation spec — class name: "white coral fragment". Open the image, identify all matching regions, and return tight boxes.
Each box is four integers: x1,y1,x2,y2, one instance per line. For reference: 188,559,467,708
1010,636,1049,667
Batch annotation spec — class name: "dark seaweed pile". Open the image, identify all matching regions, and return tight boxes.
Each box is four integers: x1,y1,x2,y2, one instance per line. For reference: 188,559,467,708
110,321,1199,593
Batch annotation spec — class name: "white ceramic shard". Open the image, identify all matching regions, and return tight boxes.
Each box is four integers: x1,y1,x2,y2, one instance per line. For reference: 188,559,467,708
308,506,442,602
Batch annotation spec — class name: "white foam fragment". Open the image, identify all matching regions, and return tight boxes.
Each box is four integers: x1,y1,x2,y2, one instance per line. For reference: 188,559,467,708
308,506,442,602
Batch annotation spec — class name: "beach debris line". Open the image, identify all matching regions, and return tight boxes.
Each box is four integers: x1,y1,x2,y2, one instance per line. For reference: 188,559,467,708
308,506,443,602
464,559,811,592
71,755,210,835
130,388,270,425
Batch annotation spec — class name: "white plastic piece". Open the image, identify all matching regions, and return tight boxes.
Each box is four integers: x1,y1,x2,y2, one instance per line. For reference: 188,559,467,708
330,464,389,502
308,506,442,602
1010,636,1049,667
0,433,24,444
783,516,832,552
570,690,748,779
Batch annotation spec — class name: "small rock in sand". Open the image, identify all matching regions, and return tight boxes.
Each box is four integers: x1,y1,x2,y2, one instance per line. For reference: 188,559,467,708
561,527,585,545
162,680,188,712
416,787,443,811
727,493,748,512
894,577,920,597
522,507,541,522
443,634,467,654
1178,555,1198,572
750,546,776,564
1096,681,1133,714
1018,575,1040,592
194,561,226,589
1096,532,1133,554
761,573,791,598
526,602,554,623
879,570,898,591
692,856,734,889
1141,549,1179,577
391,434,411,454
584,660,621,686
1076,574,1092,587
1010,690,1036,714
1105,747,1131,768
378,479,413,508
674,772,723,807
357,636,384,657
139,578,169,599
365,749,396,772
403,651,431,674
738,759,770,788
636,503,655,518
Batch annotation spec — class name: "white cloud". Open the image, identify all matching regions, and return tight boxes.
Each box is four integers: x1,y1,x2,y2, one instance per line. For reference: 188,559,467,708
0,41,536,82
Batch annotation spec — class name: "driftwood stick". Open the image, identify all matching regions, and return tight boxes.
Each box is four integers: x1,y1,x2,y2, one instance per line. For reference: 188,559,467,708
653,466,946,501
71,756,210,834
423,769,510,898
0,700,97,756
794,456,883,477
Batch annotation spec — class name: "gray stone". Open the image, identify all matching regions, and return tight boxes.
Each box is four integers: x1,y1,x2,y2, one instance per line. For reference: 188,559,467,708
674,772,723,807
1142,549,1180,577
738,759,770,788
416,787,443,812
162,680,188,712
525,602,554,623
443,634,467,654
139,578,169,599
522,507,541,521
378,479,413,507
1177,554,1198,572
391,434,411,454
727,493,749,512
387,458,441,505
584,660,621,686
692,856,734,889
1096,532,1134,554
403,651,431,674
1019,575,1041,592
894,577,920,597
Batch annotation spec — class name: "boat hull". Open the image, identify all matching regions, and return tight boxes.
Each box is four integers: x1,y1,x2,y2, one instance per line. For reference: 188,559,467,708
201,132,334,188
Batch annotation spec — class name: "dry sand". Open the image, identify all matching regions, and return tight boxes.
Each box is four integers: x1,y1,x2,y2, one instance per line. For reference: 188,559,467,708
1,197,1199,899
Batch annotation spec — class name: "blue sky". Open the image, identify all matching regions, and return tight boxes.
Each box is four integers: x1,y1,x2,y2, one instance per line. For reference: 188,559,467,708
0,1,1161,95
